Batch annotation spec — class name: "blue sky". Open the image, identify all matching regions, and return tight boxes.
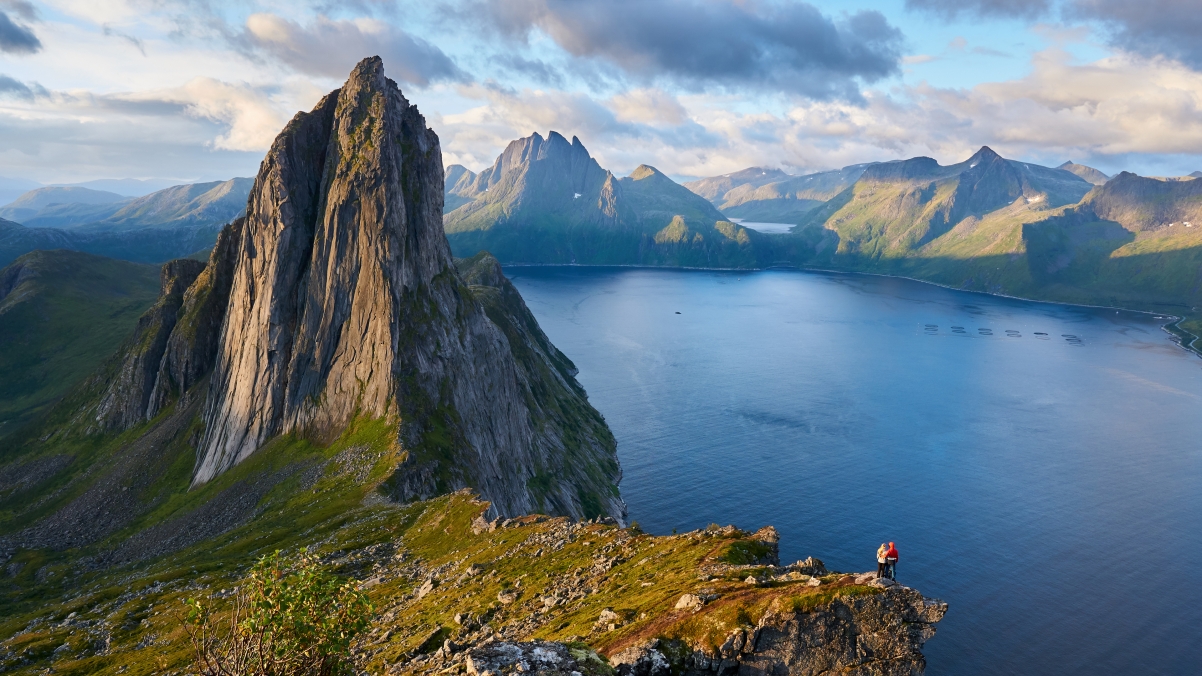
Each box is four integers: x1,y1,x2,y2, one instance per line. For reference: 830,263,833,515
1,0,1200,186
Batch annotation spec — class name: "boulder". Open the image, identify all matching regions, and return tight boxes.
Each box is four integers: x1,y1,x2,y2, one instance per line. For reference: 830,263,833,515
465,641,581,676
610,640,671,676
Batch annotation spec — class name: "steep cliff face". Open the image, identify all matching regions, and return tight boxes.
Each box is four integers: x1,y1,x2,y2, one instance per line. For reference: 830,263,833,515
146,218,244,417
93,258,206,430
190,57,622,519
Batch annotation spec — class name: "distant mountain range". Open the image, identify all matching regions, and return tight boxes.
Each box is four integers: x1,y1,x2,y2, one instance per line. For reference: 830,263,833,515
0,178,252,265
0,176,188,206
683,164,871,223
443,133,1202,344
443,131,759,267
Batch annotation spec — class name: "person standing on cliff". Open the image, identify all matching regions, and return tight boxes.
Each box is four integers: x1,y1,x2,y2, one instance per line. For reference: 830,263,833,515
885,542,899,580
876,543,888,578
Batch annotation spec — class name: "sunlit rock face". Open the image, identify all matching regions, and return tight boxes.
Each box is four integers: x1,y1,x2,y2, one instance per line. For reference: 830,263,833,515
191,56,623,520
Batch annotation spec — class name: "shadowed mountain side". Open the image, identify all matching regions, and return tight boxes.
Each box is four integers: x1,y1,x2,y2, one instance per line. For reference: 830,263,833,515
0,250,161,438
444,164,477,213
1080,172,1202,232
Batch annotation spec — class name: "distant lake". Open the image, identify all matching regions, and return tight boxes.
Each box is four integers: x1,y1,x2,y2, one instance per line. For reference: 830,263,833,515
727,218,794,233
507,266,1202,676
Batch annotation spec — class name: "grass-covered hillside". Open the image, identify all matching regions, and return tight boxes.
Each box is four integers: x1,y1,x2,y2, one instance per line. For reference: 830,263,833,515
0,451,903,676
0,250,160,437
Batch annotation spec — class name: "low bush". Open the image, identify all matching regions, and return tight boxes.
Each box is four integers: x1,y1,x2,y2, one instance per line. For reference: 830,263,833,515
182,550,372,676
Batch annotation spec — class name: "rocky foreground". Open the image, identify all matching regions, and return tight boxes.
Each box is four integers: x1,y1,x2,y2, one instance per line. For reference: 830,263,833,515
339,493,945,676
0,491,945,675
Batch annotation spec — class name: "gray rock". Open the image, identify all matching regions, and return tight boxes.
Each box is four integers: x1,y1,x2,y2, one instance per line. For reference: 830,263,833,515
675,593,704,611
610,640,670,676
93,258,206,429
186,56,624,520
714,586,948,676
416,577,437,599
466,641,578,676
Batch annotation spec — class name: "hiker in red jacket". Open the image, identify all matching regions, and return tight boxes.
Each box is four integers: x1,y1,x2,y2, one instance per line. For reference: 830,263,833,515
885,542,899,580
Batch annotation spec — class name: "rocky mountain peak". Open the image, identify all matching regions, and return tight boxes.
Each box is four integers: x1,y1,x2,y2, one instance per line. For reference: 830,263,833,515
967,145,1003,165
179,57,623,520
629,164,665,181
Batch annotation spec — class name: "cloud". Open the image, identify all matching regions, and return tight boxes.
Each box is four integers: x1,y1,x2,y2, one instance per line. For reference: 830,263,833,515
437,82,721,174
0,73,33,98
473,0,903,100
1071,0,1202,70
608,88,687,126
904,0,1052,20
102,24,146,55
170,78,289,151
241,13,462,85
0,9,40,53
0,0,37,21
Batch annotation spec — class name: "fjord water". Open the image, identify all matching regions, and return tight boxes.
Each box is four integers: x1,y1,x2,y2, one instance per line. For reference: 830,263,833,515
507,266,1202,676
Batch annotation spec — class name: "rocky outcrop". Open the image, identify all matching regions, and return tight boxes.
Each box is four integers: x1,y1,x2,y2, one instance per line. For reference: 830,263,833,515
450,252,622,518
184,57,622,520
93,258,205,429
145,218,244,418
605,585,946,676
727,585,946,676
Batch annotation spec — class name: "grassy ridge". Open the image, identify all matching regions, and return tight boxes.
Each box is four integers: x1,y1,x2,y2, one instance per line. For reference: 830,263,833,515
0,251,160,438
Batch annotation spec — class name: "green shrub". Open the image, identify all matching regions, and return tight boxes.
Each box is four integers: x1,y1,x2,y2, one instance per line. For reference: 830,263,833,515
719,539,774,565
182,550,372,676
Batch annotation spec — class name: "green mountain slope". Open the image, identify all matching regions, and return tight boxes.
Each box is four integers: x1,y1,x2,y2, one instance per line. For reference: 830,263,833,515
0,250,160,437
761,153,1202,343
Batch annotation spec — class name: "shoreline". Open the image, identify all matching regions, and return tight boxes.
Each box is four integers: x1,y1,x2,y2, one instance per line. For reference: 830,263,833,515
501,261,1202,358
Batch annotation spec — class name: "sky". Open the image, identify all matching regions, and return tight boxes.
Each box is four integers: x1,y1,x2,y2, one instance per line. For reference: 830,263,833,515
1,0,1202,186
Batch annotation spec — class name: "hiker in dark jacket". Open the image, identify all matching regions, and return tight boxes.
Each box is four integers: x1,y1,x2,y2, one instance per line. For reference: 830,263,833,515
885,542,899,580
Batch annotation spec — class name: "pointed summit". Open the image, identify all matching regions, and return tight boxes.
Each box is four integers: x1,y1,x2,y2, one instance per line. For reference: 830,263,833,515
966,146,1003,166
182,57,622,519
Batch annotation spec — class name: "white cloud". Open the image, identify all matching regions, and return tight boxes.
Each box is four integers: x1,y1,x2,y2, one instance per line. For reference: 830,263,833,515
607,88,687,126
241,13,462,85
174,77,288,151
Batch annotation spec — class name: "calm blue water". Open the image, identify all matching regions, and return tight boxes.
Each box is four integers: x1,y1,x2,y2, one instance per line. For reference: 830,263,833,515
507,266,1202,676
